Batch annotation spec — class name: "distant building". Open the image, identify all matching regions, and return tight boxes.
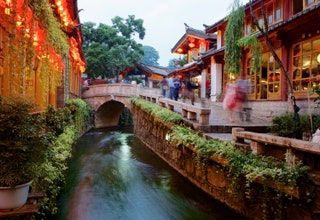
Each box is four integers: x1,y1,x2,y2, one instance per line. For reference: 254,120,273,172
119,63,170,88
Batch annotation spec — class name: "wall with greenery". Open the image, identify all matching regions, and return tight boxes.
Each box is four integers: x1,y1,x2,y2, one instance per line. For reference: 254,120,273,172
31,98,91,217
130,97,315,219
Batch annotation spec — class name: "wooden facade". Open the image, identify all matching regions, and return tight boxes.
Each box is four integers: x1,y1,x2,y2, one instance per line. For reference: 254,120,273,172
171,0,320,104
0,0,85,111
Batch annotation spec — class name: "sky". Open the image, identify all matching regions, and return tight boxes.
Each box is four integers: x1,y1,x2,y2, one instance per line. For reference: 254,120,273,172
78,0,249,67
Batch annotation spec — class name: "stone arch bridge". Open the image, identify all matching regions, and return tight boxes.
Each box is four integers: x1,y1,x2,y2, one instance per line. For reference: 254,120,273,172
82,84,159,128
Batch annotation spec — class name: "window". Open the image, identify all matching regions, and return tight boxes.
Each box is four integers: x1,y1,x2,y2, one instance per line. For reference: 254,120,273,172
292,38,320,95
293,0,318,14
247,0,282,34
293,0,303,14
267,4,273,24
246,58,257,98
274,0,282,21
306,0,315,6
246,50,281,100
188,49,199,63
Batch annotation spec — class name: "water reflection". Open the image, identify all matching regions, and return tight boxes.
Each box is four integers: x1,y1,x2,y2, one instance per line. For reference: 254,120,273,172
58,127,246,220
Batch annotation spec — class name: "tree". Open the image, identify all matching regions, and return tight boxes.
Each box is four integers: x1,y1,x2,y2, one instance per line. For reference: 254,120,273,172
141,45,159,66
82,15,146,79
224,0,245,79
168,59,177,71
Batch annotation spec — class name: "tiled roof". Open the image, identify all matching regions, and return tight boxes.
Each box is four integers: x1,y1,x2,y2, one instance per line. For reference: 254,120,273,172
136,63,170,77
205,0,320,34
169,60,203,76
203,1,320,59
171,23,211,53
200,46,225,59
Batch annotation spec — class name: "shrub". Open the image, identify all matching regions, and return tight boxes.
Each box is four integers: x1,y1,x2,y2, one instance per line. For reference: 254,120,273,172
270,112,320,138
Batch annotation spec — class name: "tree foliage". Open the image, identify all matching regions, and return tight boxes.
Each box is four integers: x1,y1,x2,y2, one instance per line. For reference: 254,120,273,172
82,15,146,79
141,45,159,66
237,35,262,75
224,0,245,78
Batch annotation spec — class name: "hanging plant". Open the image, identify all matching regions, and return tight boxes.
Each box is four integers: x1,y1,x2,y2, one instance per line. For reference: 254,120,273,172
237,35,262,75
27,0,69,56
224,0,245,79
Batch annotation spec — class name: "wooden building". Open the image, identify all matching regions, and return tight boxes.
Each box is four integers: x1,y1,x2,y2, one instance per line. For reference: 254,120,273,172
0,0,85,111
119,63,170,88
171,0,320,109
171,23,216,99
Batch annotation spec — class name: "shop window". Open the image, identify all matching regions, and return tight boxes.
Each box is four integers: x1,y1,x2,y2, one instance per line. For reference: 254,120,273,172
246,58,256,98
246,50,281,100
293,38,320,96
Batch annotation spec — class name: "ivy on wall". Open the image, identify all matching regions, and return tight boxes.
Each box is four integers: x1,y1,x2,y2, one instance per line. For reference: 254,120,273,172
0,0,69,108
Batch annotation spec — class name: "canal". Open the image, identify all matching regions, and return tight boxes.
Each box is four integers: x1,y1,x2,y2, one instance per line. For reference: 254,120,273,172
57,127,246,220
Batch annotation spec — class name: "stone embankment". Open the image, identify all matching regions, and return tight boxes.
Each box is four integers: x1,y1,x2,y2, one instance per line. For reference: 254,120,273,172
131,103,320,220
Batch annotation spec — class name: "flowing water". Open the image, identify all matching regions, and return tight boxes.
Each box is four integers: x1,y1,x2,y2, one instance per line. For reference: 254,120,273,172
57,127,246,220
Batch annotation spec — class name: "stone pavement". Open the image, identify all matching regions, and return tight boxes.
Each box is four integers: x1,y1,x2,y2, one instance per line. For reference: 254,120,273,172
191,99,273,141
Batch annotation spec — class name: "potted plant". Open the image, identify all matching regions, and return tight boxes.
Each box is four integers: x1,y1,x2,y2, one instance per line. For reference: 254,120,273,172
0,96,53,210
215,92,223,102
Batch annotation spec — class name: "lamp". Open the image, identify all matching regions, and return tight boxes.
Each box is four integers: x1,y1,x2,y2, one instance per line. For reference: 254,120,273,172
317,53,320,63
188,42,195,48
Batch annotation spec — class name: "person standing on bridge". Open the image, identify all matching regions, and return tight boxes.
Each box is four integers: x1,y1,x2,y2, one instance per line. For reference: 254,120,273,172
159,76,169,97
173,74,181,101
168,75,175,100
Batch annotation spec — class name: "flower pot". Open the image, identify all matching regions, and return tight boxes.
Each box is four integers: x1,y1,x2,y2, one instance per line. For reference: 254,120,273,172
0,180,32,211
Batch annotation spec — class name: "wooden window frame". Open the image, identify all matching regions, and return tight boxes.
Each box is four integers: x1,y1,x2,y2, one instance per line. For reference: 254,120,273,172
246,50,282,100
292,37,320,98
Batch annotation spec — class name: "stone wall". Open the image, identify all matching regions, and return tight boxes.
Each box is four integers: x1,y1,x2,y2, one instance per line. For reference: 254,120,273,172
131,104,319,220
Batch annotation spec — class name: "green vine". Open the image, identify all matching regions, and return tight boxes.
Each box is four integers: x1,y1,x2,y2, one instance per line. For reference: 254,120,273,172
238,35,262,75
27,0,69,56
167,125,312,195
224,0,245,78
32,98,91,216
130,97,183,123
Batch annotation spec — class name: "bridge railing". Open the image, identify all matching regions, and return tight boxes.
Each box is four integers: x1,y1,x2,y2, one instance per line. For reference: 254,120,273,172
232,127,320,170
139,93,211,126
82,84,162,99
82,84,211,126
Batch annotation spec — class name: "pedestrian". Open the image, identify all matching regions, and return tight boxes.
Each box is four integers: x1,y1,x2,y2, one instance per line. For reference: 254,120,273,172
173,74,181,101
158,76,169,97
168,75,175,100
236,78,251,121
223,83,242,122
181,76,198,105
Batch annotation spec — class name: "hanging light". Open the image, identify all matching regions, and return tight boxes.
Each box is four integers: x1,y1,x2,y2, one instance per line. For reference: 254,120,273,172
188,42,195,48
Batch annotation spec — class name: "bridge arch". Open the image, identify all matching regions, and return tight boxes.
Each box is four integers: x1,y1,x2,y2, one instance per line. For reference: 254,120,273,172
95,100,125,128
81,84,160,128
